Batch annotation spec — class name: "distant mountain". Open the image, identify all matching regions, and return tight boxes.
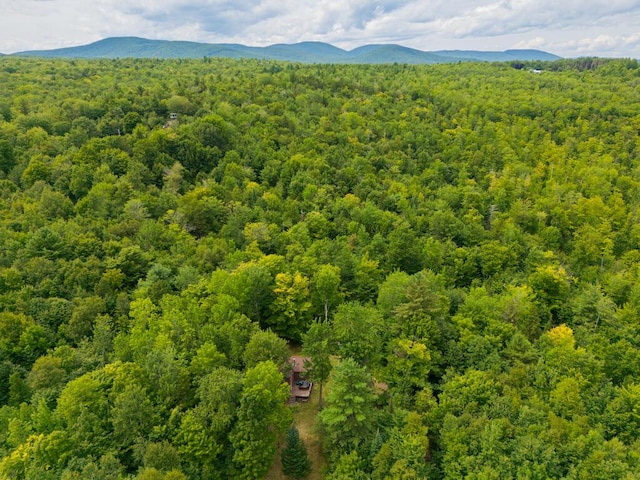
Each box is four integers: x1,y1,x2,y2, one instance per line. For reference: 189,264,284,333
434,49,561,62
11,37,561,64
262,42,348,63
347,44,457,64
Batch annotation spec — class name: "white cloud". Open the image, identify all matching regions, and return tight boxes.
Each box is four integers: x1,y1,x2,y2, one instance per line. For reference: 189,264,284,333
1,0,640,57
514,36,546,49
423,0,640,38
551,32,640,56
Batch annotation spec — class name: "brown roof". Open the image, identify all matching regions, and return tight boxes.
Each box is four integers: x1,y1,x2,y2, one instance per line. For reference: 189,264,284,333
289,355,309,373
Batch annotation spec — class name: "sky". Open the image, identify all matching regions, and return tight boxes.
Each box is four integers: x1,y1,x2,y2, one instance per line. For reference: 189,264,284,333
1,0,640,58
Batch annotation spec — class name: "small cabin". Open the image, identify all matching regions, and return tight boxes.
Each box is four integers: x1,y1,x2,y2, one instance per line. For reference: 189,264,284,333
289,355,313,402
164,113,179,129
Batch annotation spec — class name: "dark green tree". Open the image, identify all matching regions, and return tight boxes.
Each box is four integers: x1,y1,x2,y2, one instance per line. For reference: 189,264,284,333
281,425,311,479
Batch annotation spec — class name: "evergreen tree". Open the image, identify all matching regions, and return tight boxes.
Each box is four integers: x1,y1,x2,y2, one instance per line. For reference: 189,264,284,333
281,425,311,479
319,358,377,454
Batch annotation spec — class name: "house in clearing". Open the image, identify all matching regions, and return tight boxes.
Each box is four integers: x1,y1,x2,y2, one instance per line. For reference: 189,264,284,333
289,355,313,402
163,113,178,129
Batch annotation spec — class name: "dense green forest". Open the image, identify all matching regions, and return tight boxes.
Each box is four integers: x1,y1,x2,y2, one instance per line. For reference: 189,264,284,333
1,55,640,479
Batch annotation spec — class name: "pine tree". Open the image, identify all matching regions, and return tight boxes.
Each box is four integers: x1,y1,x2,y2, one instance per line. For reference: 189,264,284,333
318,358,377,453
281,425,311,479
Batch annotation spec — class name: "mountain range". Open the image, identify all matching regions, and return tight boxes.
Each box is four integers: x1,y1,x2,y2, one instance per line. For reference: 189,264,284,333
7,37,561,64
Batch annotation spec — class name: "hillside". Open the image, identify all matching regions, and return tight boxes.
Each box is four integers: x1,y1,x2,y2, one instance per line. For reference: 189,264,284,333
434,48,561,62
11,36,561,63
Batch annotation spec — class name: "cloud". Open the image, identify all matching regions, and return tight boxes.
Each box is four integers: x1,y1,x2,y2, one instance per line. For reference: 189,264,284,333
514,36,546,49
1,0,640,56
111,0,410,42
551,32,640,56
424,0,640,38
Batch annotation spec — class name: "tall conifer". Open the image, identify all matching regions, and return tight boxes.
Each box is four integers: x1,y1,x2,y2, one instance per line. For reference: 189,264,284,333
281,425,311,479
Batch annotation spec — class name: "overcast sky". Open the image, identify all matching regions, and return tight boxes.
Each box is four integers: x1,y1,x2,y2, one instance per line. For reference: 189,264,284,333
2,0,640,57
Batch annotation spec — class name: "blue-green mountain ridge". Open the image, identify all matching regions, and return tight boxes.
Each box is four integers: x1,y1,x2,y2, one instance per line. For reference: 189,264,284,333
8,36,561,63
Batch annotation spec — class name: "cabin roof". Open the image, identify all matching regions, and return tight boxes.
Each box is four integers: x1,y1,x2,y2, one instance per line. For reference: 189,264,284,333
290,355,308,373
289,356,313,400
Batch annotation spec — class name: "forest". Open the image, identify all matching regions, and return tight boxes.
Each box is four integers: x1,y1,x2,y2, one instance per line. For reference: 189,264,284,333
1,54,640,479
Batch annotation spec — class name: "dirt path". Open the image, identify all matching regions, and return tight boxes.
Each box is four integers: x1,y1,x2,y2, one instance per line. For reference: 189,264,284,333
266,384,326,479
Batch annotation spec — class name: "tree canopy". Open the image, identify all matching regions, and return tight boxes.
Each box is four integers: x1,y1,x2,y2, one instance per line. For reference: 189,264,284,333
1,55,640,478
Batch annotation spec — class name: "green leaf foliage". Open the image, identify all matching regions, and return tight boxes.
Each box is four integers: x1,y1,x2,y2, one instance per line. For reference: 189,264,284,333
2,56,640,478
